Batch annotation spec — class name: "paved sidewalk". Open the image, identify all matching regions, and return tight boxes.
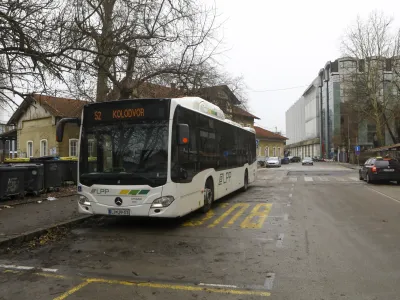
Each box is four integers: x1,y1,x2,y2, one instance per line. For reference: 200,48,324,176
0,195,82,244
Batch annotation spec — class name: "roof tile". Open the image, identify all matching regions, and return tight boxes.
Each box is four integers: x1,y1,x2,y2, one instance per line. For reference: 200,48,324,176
254,126,287,140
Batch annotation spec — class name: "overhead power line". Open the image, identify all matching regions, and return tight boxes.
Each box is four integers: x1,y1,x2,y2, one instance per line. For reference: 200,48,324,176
247,84,309,92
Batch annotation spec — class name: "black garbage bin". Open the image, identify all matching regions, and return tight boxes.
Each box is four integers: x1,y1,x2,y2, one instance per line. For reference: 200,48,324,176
12,164,44,196
0,165,25,200
70,161,78,184
41,161,62,192
57,160,73,184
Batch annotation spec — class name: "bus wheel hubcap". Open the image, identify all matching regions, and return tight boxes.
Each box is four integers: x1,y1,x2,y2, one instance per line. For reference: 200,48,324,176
204,188,212,205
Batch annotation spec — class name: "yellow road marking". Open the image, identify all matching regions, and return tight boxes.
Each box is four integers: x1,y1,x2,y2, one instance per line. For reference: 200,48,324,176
241,203,272,229
1,267,270,298
88,278,270,296
36,272,67,279
3,269,20,274
222,203,250,228
53,280,90,300
183,210,214,227
208,203,250,228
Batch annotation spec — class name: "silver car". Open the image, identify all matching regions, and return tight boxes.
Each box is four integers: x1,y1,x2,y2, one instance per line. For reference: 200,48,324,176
266,157,281,168
302,157,314,165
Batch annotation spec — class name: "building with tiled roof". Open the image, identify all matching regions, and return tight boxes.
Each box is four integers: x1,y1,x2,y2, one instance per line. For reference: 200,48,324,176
254,125,287,158
6,94,89,158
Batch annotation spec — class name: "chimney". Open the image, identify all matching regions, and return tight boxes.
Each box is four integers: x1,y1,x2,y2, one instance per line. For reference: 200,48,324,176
171,83,176,89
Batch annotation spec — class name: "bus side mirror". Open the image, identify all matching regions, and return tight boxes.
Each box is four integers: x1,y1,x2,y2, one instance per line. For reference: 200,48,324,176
177,124,189,145
56,118,81,142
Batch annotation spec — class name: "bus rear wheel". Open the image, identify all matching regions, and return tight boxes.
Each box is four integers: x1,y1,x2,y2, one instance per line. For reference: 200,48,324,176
202,178,214,213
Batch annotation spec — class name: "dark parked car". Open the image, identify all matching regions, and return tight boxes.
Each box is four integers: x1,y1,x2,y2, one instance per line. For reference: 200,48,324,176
359,157,400,184
281,157,290,164
290,156,301,163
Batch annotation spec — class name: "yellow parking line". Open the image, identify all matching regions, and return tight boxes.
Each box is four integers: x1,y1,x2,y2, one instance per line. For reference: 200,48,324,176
53,280,90,300
88,278,270,296
222,203,250,228
1,267,270,298
3,269,20,274
36,272,67,279
182,210,214,227
241,203,272,229
208,203,250,228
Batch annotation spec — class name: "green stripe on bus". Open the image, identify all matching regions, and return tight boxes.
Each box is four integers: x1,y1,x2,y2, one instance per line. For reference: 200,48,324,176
138,190,149,195
129,190,139,195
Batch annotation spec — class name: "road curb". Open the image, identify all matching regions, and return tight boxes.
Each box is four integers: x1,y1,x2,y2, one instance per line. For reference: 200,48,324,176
0,215,93,249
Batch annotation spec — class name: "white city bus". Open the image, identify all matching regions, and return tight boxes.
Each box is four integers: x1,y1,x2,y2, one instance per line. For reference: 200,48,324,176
56,97,257,217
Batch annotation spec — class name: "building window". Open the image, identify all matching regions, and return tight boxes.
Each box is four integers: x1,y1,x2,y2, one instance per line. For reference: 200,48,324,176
278,147,281,157
27,141,33,157
273,147,276,156
69,139,79,157
265,147,269,157
40,139,48,156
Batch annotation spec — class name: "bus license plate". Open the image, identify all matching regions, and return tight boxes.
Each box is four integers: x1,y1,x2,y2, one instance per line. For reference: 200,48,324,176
108,208,130,216
383,169,394,172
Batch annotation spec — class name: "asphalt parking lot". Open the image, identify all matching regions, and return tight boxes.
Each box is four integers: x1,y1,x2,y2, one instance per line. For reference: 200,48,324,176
1,162,400,299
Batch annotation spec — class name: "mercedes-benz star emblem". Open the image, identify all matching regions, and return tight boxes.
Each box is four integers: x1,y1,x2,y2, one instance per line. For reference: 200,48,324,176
115,197,123,206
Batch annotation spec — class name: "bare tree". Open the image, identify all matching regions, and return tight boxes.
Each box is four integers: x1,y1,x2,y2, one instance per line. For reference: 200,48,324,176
341,11,400,145
0,0,84,108
60,0,223,102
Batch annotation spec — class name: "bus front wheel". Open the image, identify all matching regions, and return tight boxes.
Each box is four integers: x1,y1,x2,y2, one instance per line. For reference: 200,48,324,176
202,178,214,213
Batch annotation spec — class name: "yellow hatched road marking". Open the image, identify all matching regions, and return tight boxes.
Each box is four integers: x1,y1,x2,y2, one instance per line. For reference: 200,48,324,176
241,203,272,229
183,210,214,227
208,203,250,228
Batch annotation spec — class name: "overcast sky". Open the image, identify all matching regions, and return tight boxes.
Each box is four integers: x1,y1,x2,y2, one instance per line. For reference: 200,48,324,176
212,0,400,134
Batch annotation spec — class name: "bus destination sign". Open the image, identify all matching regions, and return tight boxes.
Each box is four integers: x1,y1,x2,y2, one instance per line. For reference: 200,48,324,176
93,108,145,121
86,99,170,123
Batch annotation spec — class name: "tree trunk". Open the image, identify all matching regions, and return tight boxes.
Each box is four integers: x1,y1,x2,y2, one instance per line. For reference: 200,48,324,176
95,0,116,102
375,117,385,147
383,112,398,144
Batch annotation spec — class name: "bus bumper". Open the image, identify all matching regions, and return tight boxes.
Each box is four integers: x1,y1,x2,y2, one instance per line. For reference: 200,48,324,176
78,198,182,218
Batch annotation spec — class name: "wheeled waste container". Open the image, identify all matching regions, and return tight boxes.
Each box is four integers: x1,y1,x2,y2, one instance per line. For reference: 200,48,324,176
12,164,44,196
41,161,62,192
0,165,25,200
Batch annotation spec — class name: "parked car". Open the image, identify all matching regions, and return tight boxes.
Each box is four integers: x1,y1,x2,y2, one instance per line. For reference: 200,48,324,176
290,156,301,163
302,157,314,165
266,157,281,168
281,157,290,164
312,156,323,162
359,157,400,184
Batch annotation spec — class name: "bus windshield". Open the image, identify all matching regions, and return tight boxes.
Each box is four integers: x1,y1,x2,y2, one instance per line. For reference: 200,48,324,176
79,120,169,187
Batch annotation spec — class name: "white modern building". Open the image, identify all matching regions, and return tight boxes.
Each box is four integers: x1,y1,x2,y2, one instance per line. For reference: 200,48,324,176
285,77,321,158
286,56,399,161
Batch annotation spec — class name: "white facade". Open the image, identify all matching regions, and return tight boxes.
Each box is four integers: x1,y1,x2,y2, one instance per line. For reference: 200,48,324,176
285,77,321,158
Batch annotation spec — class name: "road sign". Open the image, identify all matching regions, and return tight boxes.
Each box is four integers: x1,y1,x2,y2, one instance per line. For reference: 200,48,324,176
355,145,360,156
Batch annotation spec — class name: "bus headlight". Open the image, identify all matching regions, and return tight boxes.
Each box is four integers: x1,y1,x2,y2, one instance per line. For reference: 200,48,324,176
78,195,92,206
151,196,175,208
